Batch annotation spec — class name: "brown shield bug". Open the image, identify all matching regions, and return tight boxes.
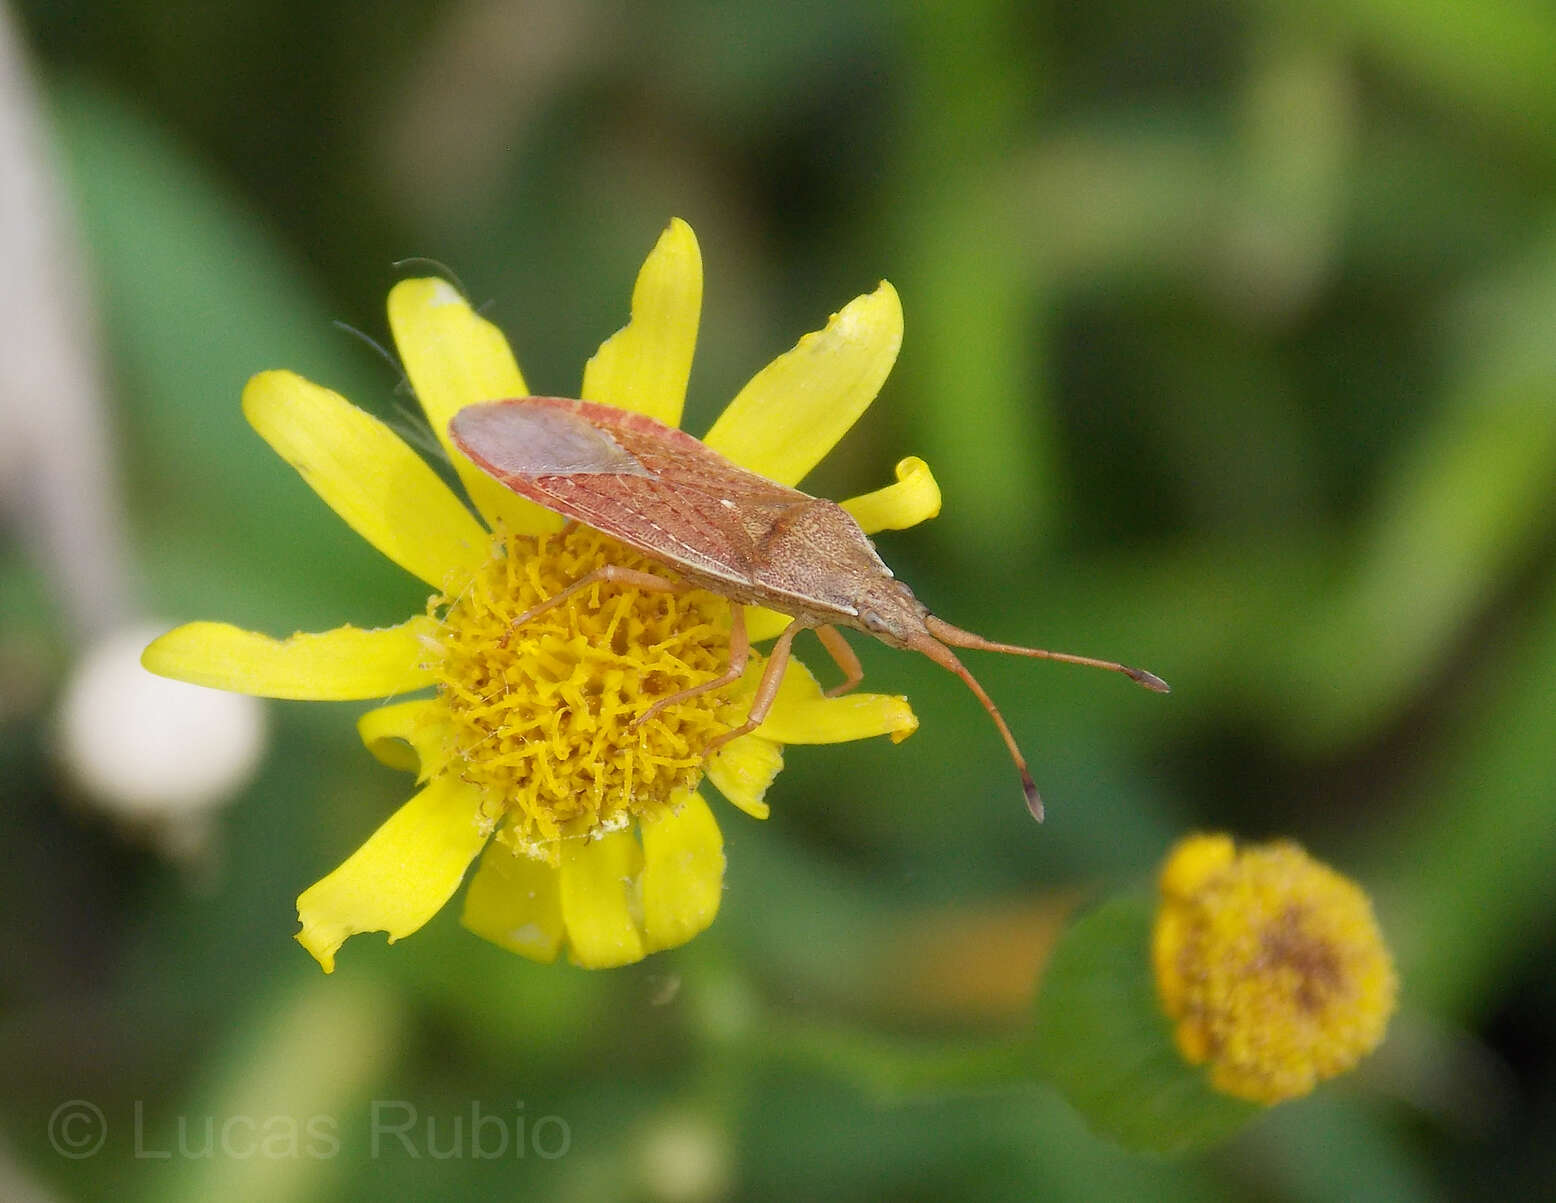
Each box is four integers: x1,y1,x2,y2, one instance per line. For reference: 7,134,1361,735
449,398,1168,819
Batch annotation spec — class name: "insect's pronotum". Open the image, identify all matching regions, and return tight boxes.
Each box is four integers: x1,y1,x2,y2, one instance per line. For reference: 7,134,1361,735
450,398,1168,819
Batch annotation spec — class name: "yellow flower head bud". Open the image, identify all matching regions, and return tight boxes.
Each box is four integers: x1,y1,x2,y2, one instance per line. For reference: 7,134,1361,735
1152,834,1397,1105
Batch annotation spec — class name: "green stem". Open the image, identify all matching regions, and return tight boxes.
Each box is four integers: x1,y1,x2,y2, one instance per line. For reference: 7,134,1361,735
758,1018,1038,1100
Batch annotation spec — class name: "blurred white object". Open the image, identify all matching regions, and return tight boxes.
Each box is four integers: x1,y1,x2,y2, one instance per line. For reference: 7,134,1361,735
632,1109,735,1203
0,3,130,636
0,7,269,849
55,623,266,857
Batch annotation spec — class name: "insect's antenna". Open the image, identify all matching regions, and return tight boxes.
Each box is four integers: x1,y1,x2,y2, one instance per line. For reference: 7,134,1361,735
923,615,1170,694
332,320,407,385
906,632,1045,822
391,256,473,301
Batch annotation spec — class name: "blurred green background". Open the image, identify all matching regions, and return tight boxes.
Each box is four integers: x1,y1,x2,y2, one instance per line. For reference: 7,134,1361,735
4,0,1554,1198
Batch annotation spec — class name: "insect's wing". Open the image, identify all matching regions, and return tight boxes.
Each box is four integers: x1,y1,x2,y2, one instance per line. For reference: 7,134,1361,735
449,398,808,591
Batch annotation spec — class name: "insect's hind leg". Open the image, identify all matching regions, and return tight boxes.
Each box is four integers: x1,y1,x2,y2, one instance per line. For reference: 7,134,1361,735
814,625,863,697
632,606,751,728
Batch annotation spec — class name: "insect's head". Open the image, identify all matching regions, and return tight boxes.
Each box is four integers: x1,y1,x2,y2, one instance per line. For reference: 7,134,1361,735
852,578,936,652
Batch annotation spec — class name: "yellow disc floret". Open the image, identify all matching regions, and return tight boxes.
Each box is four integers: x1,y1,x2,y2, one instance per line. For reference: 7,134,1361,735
428,525,746,860
1152,833,1397,1104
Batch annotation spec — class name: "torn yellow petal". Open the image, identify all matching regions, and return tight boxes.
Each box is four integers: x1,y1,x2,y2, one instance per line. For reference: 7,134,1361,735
753,656,918,745
581,218,701,427
743,607,794,643
703,281,903,485
705,736,780,820
243,370,490,588
558,830,646,968
641,792,725,952
842,456,942,534
357,698,450,780
142,618,437,699
460,840,565,962
387,278,558,535
296,774,492,972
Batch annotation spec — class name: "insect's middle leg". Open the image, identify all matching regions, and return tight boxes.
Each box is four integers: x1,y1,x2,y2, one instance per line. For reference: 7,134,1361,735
505,564,688,642
632,605,751,728
702,620,807,756
814,625,863,697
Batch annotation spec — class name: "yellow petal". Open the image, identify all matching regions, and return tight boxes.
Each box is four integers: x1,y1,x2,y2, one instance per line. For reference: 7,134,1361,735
142,618,436,699
703,281,903,485
743,607,795,643
387,278,559,535
357,698,450,779
705,736,780,819
296,774,492,972
460,840,565,963
243,370,490,588
641,792,725,953
753,656,919,745
581,218,702,427
558,830,646,968
841,456,942,534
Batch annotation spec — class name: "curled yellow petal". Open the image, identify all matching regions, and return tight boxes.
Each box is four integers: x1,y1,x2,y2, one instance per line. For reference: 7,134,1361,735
581,218,702,426
842,456,942,534
243,370,490,588
558,829,646,969
387,278,558,535
705,736,780,820
296,774,492,972
752,656,918,745
460,840,565,963
703,281,903,485
357,698,450,779
142,618,437,700
641,792,725,953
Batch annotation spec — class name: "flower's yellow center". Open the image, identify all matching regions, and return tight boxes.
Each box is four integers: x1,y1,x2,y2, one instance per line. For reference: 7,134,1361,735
1152,834,1397,1105
429,526,747,862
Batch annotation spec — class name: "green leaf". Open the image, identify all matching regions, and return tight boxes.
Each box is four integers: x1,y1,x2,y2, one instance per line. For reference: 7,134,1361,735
1031,891,1261,1155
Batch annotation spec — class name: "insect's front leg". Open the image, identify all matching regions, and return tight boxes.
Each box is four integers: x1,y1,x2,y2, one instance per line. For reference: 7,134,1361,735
503,565,688,645
702,620,807,755
632,605,751,727
813,625,863,697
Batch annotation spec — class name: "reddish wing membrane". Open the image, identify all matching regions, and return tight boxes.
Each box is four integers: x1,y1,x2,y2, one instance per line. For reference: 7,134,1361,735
450,398,819,600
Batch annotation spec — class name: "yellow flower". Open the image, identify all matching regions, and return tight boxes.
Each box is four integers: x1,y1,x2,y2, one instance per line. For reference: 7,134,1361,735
143,219,934,971
1152,833,1398,1104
